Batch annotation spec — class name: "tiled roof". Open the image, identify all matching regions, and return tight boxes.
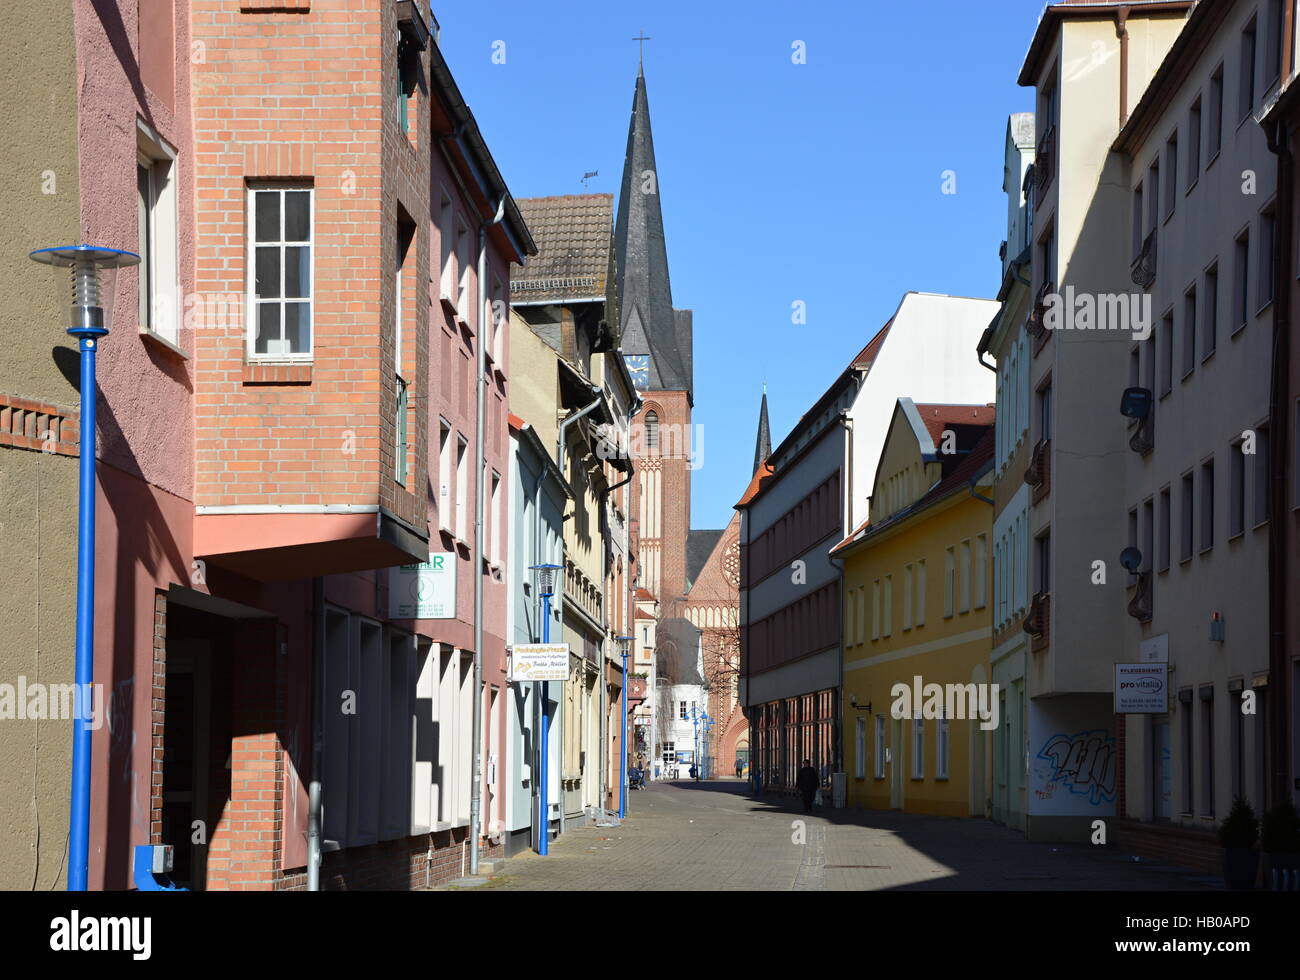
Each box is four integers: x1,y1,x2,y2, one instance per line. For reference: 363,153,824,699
913,403,996,448
685,529,724,591
735,461,774,509
511,194,613,302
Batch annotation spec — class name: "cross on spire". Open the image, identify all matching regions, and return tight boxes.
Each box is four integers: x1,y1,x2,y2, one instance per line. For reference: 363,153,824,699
633,30,651,68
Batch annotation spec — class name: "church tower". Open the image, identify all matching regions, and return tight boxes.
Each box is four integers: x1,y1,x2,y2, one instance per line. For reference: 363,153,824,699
617,64,694,612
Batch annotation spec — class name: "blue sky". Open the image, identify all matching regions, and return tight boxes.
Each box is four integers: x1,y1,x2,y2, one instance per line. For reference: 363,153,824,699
439,0,1045,529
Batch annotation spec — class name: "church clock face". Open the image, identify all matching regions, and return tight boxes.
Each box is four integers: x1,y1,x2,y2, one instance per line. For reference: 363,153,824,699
723,538,741,587
625,354,650,390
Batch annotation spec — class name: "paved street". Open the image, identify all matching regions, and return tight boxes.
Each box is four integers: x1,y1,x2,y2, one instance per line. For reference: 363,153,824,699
458,780,1221,891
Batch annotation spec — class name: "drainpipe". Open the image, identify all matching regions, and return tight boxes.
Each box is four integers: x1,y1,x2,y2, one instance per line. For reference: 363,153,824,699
599,462,635,814
1116,7,1130,130
469,196,506,876
307,576,325,890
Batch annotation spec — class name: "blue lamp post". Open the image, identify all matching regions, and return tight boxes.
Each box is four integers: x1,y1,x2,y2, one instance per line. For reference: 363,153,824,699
28,244,140,892
529,563,561,856
614,635,634,818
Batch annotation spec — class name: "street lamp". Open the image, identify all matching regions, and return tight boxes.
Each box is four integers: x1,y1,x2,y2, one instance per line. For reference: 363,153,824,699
29,244,140,892
614,635,634,817
529,563,562,856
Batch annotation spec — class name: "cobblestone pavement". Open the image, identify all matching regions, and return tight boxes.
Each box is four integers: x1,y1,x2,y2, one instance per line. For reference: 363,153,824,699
451,780,1221,891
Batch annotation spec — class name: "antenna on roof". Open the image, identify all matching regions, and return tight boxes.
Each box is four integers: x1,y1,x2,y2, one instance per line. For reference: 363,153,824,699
581,170,598,190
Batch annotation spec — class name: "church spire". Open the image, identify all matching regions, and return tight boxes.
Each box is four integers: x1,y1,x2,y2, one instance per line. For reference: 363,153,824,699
614,65,690,395
753,385,771,474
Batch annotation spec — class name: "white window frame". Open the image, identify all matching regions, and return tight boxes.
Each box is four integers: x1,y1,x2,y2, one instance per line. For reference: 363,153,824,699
246,182,315,361
912,717,925,779
944,547,956,618
874,715,885,778
937,709,950,779
854,717,866,779
902,563,913,630
916,558,926,626
137,121,180,349
871,580,881,641
974,534,987,609
455,434,469,541
959,539,972,613
882,574,893,637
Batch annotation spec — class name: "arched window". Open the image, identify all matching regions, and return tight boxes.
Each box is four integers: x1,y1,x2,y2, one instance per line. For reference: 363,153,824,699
644,410,659,453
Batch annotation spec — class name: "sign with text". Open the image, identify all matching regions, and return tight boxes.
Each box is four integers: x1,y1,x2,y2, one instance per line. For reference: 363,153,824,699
509,643,570,682
1114,663,1169,713
389,554,456,619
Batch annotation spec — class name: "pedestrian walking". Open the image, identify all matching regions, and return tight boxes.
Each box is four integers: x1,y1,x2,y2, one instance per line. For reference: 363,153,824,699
796,758,819,813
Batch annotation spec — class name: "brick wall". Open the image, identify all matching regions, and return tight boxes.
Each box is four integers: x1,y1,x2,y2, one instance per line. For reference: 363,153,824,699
275,829,504,891
190,0,427,530
149,592,166,845
1113,819,1223,874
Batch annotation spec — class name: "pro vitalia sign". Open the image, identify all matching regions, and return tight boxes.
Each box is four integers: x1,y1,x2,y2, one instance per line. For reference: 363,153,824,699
1114,663,1168,713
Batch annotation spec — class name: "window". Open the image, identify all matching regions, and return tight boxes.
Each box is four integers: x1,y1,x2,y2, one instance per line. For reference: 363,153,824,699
1230,438,1246,537
438,420,452,531
662,742,675,765
943,548,955,617
1036,531,1051,594
1187,97,1202,184
915,559,927,627
1259,207,1276,309
248,185,313,358
455,434,468,541
855,717,866,779
489,471,502,566
912,717,924,779
1231,688,1246,801
937,710,950,779
974,535,987,610
958,540,972,613
1200,459,1215,553
1038,379,1053,441
136,125,178,345
1240,18,1257,121
1163,132,1177,219
679,701,687,721
1127,508,1139,583
871,580,881,640
1182,286,1196,378
1264,0,1283,85
1200,686,1215,817
456,221,471,320
1132,182,1145,258
1180,688,1194,813
1254,424,1271,525
644,411,659,453
1147,160,1160,232
882,575,893,637
1158,486,1171,571
438,193,455,303
1180,472,1195,562
903,564,913,630
1143,497,1155,573
395,214,415,487
1203,262,1218,359
1233,230,1250,333
874,716,885,779
1208,66,1224,160
1159,310,1173,397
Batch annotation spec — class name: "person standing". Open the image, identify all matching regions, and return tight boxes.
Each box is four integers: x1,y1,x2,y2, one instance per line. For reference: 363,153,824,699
796,759,819,813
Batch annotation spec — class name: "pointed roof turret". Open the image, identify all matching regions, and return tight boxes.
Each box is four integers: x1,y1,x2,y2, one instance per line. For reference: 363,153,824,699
615,67,692,396
753,385,771,474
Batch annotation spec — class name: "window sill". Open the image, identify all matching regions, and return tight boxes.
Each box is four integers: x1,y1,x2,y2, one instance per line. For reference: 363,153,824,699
1252,518,1270,532
1185,177,1198,197
1180,367,1195,383
1206,149,1221,172
244,362,313,384
1228,528,1244,542
140,328,188,359
1199,545,1213,557
439,294,459,317
1201,347,1217,365
1254,299,1274,318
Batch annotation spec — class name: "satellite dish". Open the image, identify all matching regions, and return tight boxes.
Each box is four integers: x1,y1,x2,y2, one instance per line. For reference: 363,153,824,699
1120,547,1143,572
1120,387,1153,419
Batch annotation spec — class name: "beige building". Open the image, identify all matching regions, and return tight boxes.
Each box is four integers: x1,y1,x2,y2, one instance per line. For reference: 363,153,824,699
1111,0,1278,845
1018,0,1190,841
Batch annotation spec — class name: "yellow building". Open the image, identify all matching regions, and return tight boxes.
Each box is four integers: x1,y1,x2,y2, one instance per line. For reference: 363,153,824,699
831,398,995,817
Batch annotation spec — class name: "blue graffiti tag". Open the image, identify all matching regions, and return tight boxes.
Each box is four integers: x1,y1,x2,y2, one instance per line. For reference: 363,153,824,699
1036,729,1116,806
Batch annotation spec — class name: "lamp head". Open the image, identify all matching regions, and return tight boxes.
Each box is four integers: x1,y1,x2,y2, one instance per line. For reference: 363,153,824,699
29,244,140,338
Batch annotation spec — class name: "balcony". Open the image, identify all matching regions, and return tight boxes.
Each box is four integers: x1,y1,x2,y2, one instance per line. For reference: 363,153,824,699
1131,229,1157,289
1034,126,1055,194
1023,438,1051,504
1024,591,1051,653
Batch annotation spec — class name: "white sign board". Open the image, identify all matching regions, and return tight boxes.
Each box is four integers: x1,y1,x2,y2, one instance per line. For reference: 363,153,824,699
1114,663,1169,713
389,554,456,619
1139,634,1169,663
510,643,570,682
